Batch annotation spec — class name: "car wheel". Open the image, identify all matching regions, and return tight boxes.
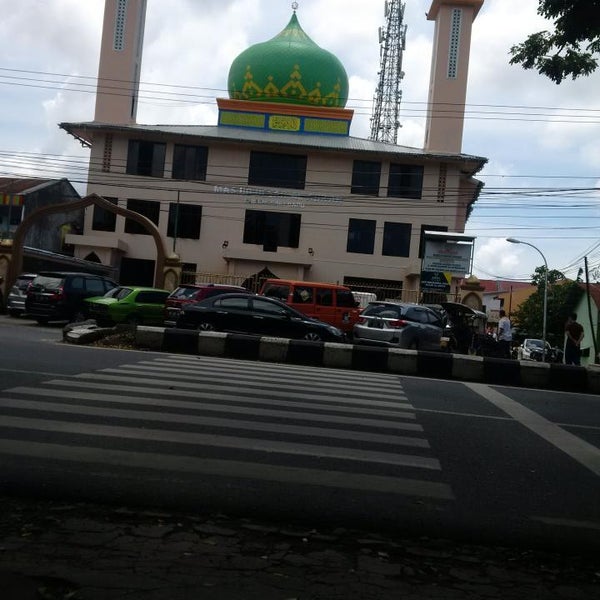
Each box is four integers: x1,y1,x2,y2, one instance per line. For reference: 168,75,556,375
8,309,21,318
126,315,141,326
197,321,215,332
303,331,323,341
409,339,418,350
36,318,49,325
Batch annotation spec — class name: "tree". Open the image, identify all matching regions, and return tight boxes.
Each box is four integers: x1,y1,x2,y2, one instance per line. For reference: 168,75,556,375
512,266,583,345
509,0,600,83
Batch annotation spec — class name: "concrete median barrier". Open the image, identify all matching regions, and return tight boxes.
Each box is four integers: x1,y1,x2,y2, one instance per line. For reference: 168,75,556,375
136,327,598,394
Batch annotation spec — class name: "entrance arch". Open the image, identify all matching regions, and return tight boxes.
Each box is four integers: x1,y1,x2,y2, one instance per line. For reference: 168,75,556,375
5,193,168,292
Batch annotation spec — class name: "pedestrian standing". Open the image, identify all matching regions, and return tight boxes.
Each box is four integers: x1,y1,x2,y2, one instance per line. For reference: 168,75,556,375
564,312,584,366
497,309,512,359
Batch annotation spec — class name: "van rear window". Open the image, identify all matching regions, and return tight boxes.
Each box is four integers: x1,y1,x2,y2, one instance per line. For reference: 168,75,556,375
336,289,356,307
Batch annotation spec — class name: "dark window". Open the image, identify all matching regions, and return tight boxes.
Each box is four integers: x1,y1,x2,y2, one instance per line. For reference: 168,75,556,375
215,297,249,310
181,263,197,284
316,288,333,306
347,218,376,254
126,140,166,177
92,196,118,232
253,298,289,315
262,283,290,301
172,144,208,180
85,278,106,295
69,276,85,291
292,286,314,304
136,291,169,303
336,289,357,308
0,205,23,226
351,160,381,195
382,222,412,257
243,210,301,250
125,199,160,235
387,164,424,199
167,203,202,239
248,151,307,189
419,225,448,258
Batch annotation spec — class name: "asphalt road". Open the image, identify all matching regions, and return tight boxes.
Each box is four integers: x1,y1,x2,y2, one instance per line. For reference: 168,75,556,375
0,314,599,553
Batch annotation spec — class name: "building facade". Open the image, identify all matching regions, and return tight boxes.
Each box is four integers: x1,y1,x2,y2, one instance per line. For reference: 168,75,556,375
60,0,487,299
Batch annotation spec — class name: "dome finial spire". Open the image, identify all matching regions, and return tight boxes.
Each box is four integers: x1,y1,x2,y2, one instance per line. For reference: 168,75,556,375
292,2,299,12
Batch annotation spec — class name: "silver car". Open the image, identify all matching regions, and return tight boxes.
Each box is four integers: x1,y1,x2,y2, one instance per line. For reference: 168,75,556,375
6,273,36,317
353,301,444,350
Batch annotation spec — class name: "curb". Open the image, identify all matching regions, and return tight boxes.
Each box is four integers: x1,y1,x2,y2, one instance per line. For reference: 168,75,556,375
136,327,600,394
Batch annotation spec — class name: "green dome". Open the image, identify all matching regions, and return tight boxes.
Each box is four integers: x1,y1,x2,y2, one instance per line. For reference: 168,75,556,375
228,12,349,108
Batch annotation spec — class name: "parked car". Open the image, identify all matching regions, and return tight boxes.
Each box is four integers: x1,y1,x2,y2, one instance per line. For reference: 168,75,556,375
175,293,344,342
85,286,170,326
517,338,552,361
6,273,37,317
259,278,361,334
353,301,444,350
25,271,118,324
437,301,489,355
164,283,248,327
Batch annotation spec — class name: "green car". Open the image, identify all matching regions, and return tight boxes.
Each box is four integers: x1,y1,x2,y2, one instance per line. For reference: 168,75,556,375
85,286,170,326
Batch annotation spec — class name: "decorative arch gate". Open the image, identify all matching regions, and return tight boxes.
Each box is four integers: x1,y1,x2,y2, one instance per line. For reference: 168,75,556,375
4,193,171,293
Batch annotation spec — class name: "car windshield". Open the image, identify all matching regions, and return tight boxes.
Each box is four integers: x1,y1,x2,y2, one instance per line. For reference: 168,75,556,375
171,287,201,299
114,287,133,300
362,304,404,319
16,277,35,290
31,275,63,290
527,340,544,348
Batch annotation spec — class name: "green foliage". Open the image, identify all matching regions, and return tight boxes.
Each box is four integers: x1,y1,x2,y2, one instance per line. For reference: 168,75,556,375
512,265,583,345
509,0,600,83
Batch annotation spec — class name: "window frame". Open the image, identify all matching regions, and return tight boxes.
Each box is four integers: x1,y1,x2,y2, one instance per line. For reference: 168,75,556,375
248,150,307,190
382,221,412,257
351,160,381,196
167,202,202,239
125,199,161,235
387,163,424,199
347,218,376,255
172,144,208,181
126,139,166,178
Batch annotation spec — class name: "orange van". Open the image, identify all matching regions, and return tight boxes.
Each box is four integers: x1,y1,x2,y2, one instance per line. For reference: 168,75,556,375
259,278,360,333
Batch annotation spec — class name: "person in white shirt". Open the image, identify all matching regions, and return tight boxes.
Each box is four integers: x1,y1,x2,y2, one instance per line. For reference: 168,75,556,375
497,309,512,359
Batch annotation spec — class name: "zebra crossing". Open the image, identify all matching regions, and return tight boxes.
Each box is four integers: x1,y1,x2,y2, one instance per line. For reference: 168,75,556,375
0,354,454,501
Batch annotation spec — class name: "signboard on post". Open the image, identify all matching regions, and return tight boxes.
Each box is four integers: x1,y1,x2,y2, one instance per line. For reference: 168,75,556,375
420,231,475,295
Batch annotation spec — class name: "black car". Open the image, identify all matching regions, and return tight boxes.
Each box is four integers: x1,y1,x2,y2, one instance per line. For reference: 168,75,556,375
25,271,118,324
175,293,344,342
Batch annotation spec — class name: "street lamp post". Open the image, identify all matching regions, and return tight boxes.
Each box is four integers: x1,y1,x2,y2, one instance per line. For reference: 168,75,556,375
506,237,548,361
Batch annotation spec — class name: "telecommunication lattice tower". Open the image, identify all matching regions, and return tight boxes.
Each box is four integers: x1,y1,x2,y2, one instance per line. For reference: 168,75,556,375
369,0,407,144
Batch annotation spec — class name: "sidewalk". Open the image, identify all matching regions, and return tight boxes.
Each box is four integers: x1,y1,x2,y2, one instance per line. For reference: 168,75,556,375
1,494,598,600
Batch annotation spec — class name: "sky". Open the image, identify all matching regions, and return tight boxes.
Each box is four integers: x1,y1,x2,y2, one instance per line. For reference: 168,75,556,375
1,0,599,284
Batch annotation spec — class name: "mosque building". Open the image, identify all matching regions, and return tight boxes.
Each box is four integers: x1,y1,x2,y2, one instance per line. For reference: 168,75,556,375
60,0,486,299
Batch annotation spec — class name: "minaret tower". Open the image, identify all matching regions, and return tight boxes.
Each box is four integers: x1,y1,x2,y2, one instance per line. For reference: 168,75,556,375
424,0,483,154
94,0,148,124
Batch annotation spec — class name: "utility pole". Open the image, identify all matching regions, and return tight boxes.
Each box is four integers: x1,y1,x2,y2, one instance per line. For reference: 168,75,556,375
370,0,407,144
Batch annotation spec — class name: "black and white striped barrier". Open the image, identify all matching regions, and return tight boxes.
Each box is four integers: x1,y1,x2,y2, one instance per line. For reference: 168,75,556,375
135,327,600,394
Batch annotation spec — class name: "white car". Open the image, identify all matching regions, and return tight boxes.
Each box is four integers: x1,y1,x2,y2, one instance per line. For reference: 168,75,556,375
518,338,551,361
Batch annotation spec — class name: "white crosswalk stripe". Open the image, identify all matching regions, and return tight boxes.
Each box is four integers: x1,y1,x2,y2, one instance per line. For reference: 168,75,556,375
0,354,454,500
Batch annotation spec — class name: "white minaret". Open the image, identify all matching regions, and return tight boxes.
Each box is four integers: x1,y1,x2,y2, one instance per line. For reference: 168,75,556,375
94,0,148,124
424,0,483,154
